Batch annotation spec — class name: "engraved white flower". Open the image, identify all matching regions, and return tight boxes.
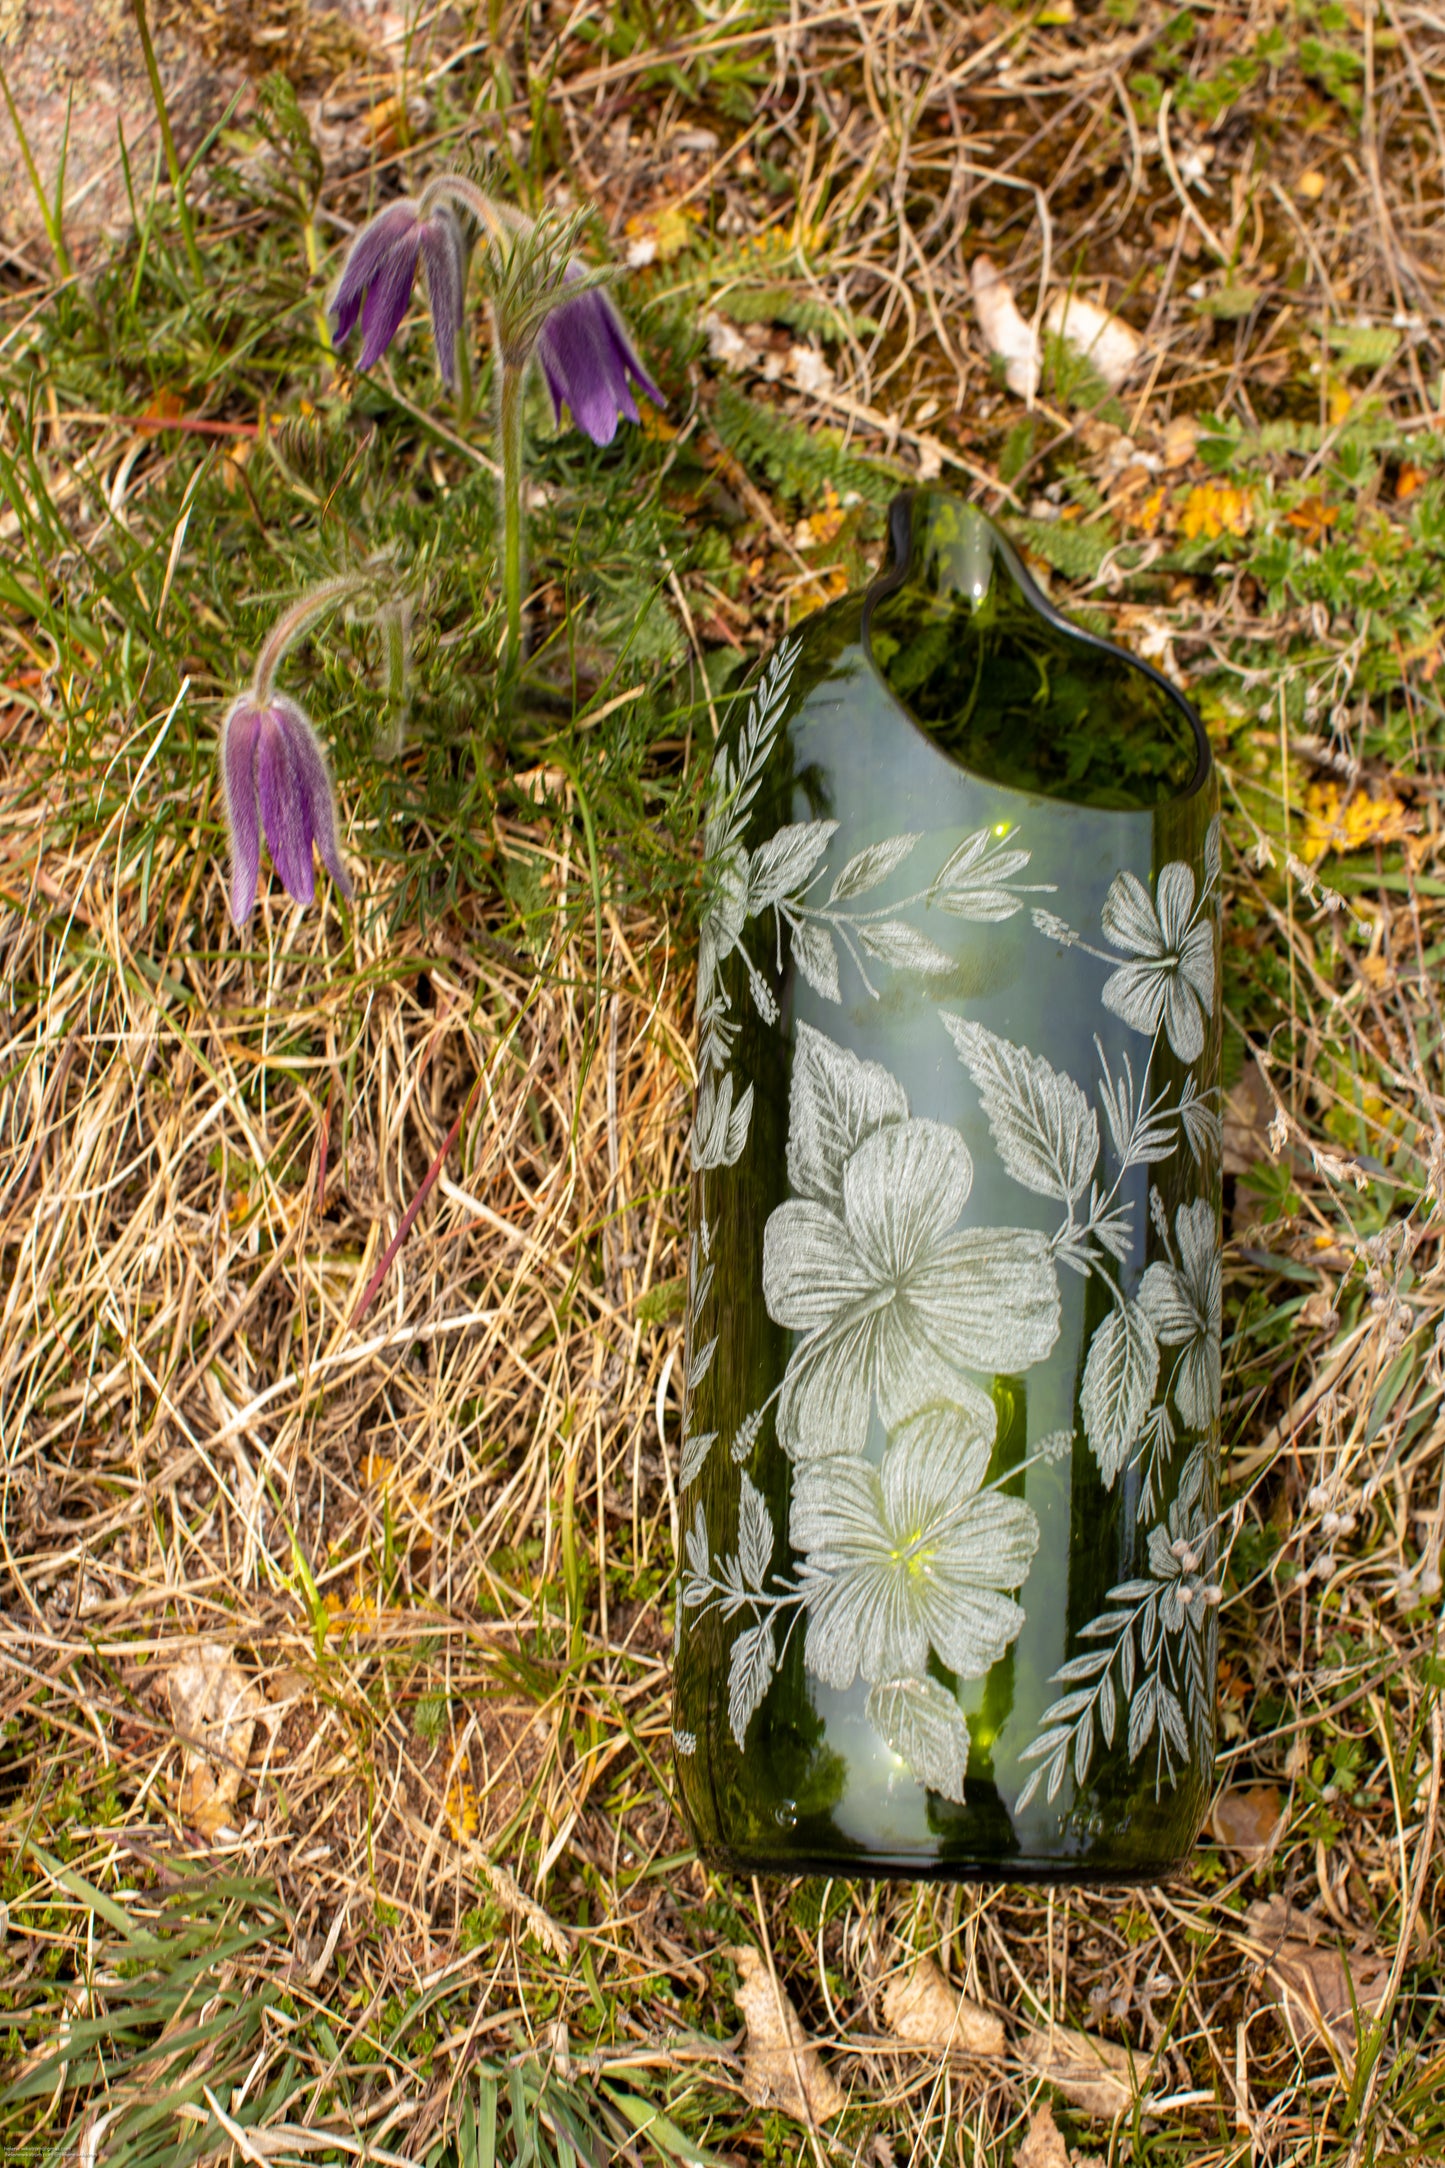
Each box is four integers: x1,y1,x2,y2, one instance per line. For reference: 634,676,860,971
762,1115,1061,1459
1138,1198,1221,1429
1099,862,1215,1063
789,1397,1040,1689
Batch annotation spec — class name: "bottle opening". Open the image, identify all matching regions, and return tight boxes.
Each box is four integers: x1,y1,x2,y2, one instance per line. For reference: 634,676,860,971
865,493,1206,812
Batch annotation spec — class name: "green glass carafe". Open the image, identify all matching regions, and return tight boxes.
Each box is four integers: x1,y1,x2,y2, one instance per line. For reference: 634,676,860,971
672,488,1222,1882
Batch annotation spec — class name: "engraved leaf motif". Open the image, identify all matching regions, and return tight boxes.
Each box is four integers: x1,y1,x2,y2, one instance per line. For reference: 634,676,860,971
728,1616,776,1747
688,1334,718,1390
829,831,920,900
857,920,954,975
748,819,839,911
691,1070,754,1171
738,1473,774,1593
790,917,842,1003
1127,1675,1157,1760
929,825,1035,921
942,1014,1100,1204
679,1428,716,1489
785,1022,907,1207
1080,1300,1160,1482
865,1675,972,1803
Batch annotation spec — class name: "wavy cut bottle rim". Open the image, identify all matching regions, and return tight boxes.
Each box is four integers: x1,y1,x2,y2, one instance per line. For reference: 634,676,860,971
857,488,1214,814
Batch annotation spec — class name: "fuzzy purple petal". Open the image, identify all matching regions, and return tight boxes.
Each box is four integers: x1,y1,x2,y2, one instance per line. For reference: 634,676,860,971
535,285,663,444
273,697,353,903
419,209,466,389
536,290,623,445
358,228,423,371
220,698,263,927
330,201,422,347
536,344,569,424
256,711,316,907
597,289,664,409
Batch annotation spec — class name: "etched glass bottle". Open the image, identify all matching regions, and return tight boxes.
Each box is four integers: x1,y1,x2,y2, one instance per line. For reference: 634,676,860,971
672,489,1222,1881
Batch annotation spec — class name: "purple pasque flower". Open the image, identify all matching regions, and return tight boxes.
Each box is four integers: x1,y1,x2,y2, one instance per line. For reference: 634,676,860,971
221,694,353,925
535,281,664,446
330,199,466,385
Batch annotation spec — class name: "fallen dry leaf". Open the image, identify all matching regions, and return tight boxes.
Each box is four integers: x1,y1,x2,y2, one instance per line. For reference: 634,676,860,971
971,256,1041,399
1017,2099,1104,2168
787,344,835,397
732,1946,845,2123
1222,1058,1275,1176
1286,495,1340,546
702,311,752,370
167,1644,266,1838
883,1954,1005,2057
1162,414,1199,469
1211,1783,1286,1860
1019,2023,1137,2119
1044,294,1142,390
1245,1899,1391,2069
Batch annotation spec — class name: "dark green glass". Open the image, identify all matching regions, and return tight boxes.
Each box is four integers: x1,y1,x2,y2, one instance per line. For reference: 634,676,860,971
672,489,1222,1882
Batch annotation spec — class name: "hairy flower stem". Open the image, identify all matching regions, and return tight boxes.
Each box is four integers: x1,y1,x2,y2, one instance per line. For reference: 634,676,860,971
454,318,473,428
498,352,526,678
129,0,205,287
418,173,522,247
251,574,371,706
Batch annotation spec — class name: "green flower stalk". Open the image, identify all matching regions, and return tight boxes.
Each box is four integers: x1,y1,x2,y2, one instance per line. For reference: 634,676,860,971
328,177,662,676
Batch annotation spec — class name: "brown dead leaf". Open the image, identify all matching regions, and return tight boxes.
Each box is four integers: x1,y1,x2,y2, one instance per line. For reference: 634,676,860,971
1019,2023,1137,2119
1017,2100,1104,2168
732,1946,845,2123
1222,1058,1275,1176
1211,1783,1286,1860
167,1644,266,1837
1245,1899,1391,2069
1286,496,1340,546
1162,414,1199,469
882,1954,1005,2057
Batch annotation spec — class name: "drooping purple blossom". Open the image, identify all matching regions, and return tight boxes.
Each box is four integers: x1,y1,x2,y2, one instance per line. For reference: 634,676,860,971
534,282,664,446
330,199,466,385
221,694,353,925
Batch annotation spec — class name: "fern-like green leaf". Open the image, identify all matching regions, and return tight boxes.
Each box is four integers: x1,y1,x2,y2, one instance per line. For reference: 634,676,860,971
1010,517,1111,581
712,382,898,509
721,284,878,343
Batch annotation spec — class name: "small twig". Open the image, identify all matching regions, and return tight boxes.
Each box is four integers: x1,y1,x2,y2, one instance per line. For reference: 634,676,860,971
351,1077,483,1327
